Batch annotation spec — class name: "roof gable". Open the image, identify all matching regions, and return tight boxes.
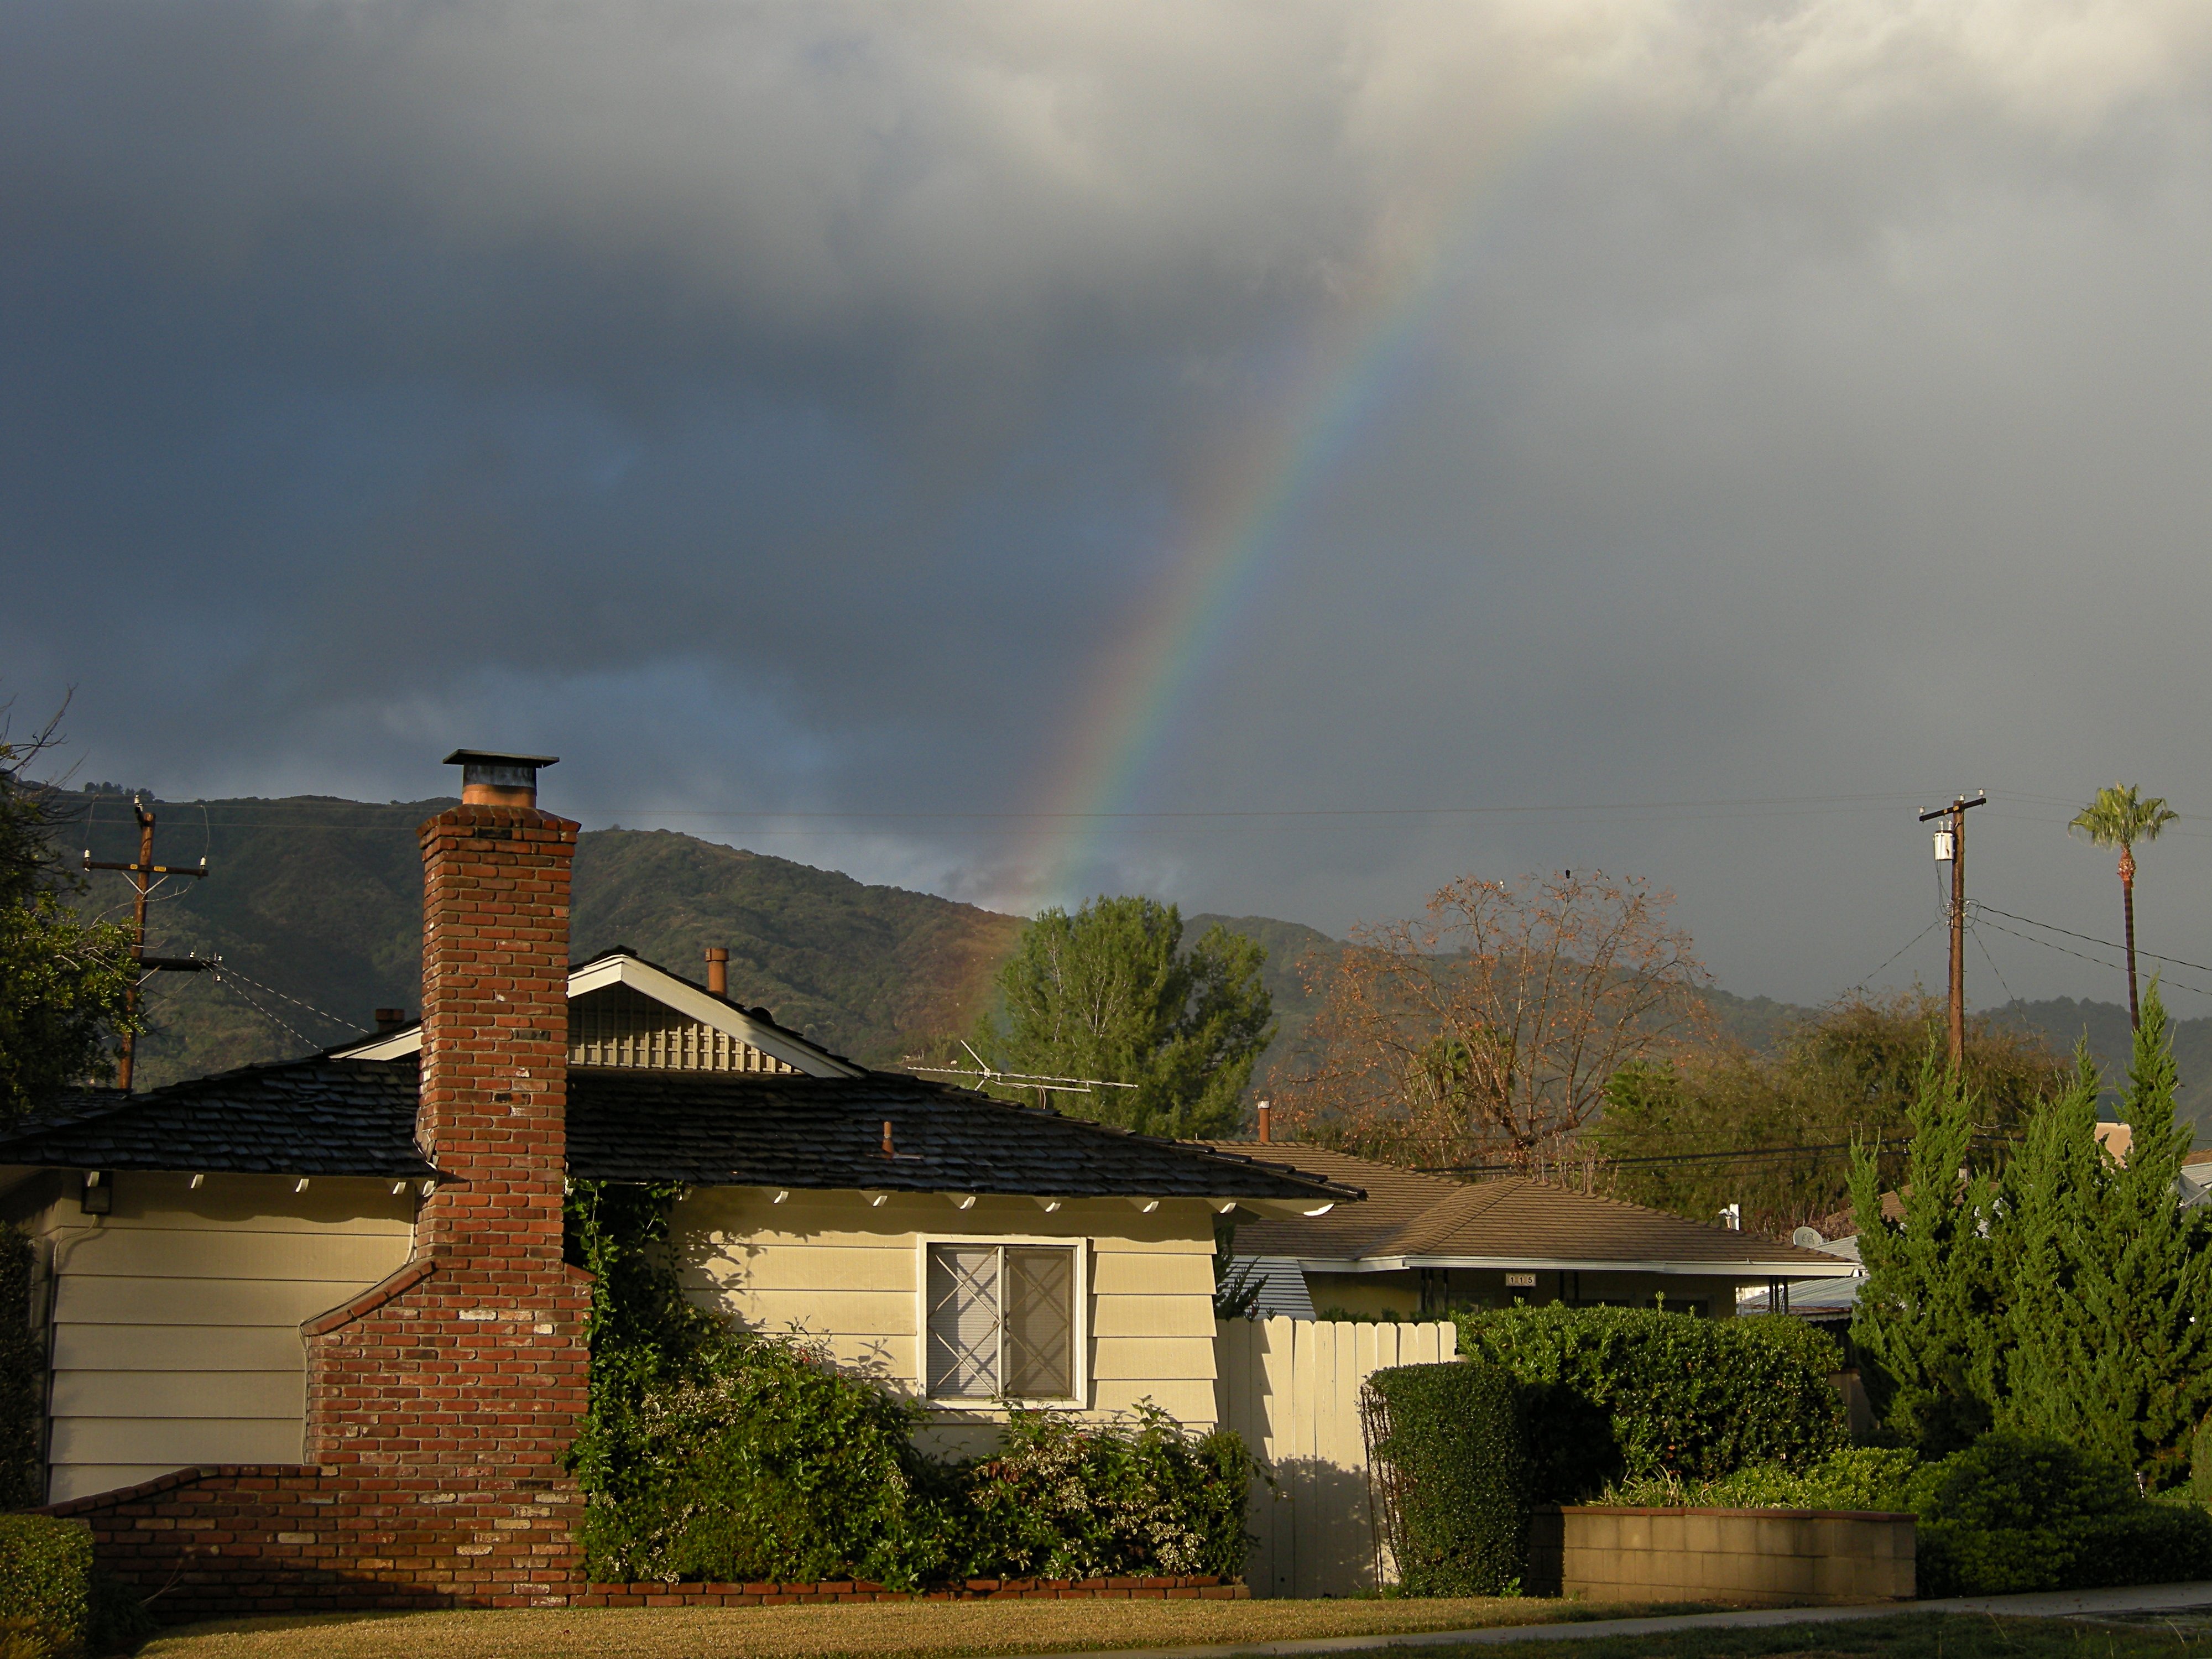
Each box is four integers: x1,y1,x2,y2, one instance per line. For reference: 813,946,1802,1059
331,949,862,1078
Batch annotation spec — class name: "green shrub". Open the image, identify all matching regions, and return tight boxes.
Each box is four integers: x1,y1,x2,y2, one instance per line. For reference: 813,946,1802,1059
1909,1431,2212,1596
0,1225,42,1512
1595,1447,1919,1512
961,1407,1252,1580
2193,1418,2212,1505
574,1327,954,1588
1456,1305,1848,1499
1362,1362,1528,1597
565,1182,1254,1588
0,1516,90,1657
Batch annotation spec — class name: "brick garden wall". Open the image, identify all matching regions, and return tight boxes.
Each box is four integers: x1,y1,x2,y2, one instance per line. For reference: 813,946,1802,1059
41,1465,1246,1621
39,1465,580,1619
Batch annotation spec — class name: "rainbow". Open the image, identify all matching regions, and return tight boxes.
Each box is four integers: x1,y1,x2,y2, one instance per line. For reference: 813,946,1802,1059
1025,95,1589,905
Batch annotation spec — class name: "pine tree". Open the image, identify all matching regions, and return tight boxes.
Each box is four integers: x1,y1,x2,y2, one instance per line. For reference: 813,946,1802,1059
1848,1050,2005,1455
1991,1042,2105,1445
2001,983,2212,1477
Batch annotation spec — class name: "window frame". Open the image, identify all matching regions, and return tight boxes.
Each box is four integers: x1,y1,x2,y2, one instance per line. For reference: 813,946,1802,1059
915,1233,1091,1410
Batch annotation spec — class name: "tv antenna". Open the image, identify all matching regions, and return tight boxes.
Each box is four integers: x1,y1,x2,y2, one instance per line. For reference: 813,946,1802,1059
906,1039,1140,1110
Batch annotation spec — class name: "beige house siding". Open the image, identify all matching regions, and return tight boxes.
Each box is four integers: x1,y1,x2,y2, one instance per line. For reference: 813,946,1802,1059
674,1188,1220,1458
18,1173,415,1501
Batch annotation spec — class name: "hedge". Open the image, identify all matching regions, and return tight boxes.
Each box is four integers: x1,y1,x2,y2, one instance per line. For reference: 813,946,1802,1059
1910,1431,2212,1597
1361,1362,1528,1597
1593,1447,1919,1511
1,1224,42,1511
1455,1305,1848,1499
0,1515,90,1657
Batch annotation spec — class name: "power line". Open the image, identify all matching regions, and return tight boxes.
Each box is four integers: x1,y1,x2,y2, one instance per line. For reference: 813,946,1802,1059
1975,904,2212,979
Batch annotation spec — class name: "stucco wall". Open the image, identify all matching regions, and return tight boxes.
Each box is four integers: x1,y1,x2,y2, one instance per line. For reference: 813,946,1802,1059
672,1187,1221,1457
14,1172,415,1501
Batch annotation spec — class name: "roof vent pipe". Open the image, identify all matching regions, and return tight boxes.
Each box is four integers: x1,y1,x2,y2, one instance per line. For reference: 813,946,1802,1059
705,947,729,998
1256,1099,1271,1144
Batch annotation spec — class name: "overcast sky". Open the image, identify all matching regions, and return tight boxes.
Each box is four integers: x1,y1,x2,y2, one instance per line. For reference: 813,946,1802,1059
7,0,2212,1011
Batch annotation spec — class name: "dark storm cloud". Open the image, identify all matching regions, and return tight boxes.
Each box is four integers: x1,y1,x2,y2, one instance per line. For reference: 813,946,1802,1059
8,0,2212,1005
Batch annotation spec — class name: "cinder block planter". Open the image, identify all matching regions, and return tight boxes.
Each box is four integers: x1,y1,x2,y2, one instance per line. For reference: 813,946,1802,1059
1526,1506,1914,1606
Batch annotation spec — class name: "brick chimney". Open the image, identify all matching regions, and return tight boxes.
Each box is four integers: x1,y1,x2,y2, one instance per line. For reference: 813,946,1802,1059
414,750,573,1262
300,749,590,1605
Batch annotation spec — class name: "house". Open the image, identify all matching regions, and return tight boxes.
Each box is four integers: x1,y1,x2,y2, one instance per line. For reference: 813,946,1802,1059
1214,1144,1858,1321
0,750,1355,1613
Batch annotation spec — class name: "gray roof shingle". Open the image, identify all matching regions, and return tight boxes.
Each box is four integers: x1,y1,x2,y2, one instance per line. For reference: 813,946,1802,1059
0,1060,1360,1203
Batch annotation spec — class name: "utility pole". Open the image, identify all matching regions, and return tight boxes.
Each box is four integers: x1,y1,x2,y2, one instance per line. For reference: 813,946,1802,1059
1919,791,1986,1074
84,795,210,1091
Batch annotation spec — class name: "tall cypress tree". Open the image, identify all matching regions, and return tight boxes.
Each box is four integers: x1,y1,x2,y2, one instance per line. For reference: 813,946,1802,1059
2001,984,2212,1477
1992,1042,2105,1445
1848,1051,2005,1455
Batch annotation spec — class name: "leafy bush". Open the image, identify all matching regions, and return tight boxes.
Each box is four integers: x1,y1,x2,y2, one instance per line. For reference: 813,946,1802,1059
1910,1431,2212,1596
575,1326,952,1588
1362,1362,1528,1597
565,1181,1255,1588
0,1516,90,1657
2193,1418,2212,1504
962,1407,1253,1580
1455,1305,1848,1499
0,1225,43,1511
1595,1448,1919,1512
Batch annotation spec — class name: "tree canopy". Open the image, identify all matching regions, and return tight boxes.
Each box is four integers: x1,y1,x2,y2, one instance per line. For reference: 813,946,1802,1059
0,711,137,1120
1278,872,1708,1167
1596,992,2068,1234
974,895,1274,1140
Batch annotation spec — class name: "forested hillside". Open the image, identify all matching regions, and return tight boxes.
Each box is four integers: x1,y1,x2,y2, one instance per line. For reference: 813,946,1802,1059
73,792,1020,1087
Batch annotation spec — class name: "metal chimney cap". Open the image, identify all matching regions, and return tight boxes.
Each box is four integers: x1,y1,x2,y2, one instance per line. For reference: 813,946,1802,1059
444,750,559,806
442,749,560,769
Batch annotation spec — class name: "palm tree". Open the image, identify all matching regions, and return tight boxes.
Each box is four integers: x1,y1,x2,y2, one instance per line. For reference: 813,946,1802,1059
2069,783,2180,1030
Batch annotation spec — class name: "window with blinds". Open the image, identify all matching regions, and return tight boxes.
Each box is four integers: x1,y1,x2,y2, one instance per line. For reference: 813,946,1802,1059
925,1243,1079,1402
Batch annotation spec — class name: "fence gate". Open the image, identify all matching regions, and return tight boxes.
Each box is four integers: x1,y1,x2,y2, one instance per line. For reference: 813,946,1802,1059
1213,1316,1459,1599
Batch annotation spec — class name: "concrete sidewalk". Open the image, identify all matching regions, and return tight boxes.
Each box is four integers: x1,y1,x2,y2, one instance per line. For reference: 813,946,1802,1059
1014,1580,2212,1659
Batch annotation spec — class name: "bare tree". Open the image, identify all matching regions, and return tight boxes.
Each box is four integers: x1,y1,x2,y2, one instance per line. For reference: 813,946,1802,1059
1276,872,1709,1168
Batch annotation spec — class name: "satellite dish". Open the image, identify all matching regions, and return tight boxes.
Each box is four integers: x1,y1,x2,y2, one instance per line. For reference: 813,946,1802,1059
1792,1226,1824,1248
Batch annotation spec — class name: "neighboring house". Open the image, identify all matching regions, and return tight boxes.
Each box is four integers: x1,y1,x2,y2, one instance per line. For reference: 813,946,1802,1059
1214,1145,1858,1321
0,753,1357,1515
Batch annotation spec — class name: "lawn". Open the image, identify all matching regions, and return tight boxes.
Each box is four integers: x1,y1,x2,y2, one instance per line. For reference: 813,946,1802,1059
135,1605,2212,1659
1439,1613,2212,1659
138,1595,1700,1659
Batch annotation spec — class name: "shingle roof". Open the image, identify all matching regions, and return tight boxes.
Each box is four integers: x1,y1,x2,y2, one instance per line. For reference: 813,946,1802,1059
0,1060,1359,1203
0,1058,435,1178
1214,1144,1850,1274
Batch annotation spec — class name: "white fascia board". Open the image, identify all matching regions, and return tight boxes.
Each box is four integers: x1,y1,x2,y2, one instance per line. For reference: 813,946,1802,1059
331,1028,421,1060
330,956,863,1077
1232,1196,1349,1219
1282,1254,1864,1280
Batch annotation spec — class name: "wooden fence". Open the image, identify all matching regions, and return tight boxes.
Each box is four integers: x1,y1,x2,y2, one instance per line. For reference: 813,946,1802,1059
1213,1317,1459,1599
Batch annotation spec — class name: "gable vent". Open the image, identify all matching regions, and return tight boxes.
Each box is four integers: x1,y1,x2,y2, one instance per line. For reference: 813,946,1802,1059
567,983,796,1073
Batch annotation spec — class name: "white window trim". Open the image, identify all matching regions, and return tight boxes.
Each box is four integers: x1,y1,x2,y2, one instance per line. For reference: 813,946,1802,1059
915,1234,1091,1410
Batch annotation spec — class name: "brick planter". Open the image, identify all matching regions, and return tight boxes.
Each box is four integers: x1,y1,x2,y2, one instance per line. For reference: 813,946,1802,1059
1526,1505,1914,1606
